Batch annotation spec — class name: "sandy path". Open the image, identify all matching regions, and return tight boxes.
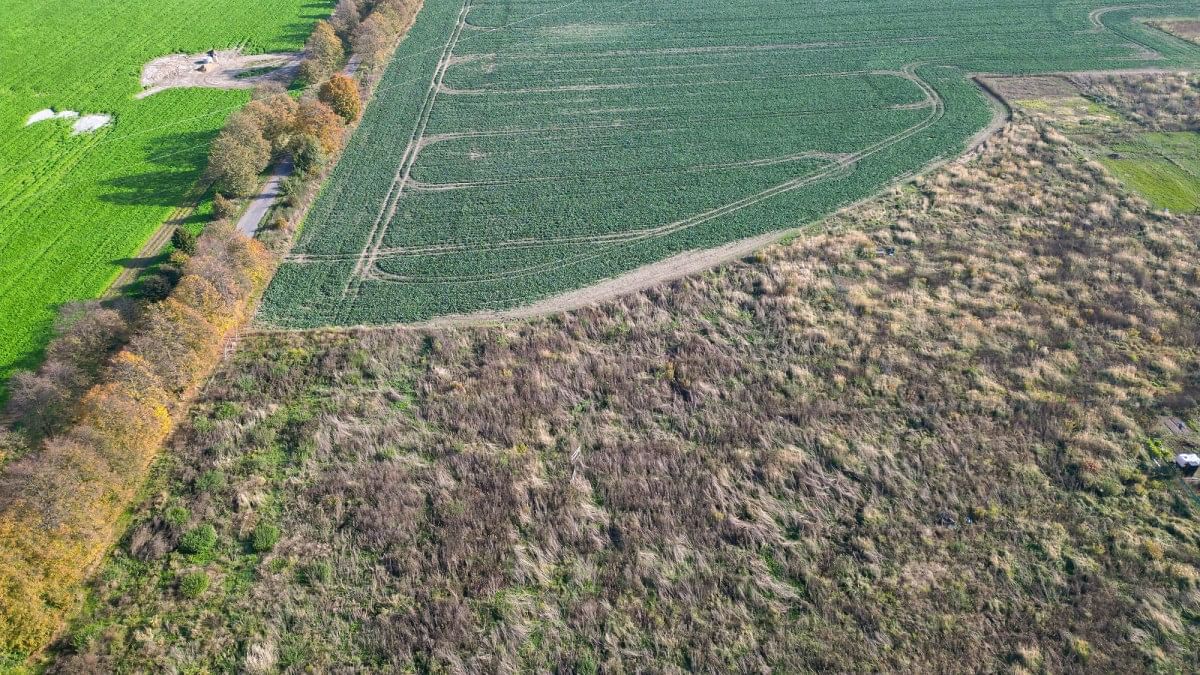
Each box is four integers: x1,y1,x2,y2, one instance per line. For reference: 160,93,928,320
137,49,301,99
963,76,1013,156
1087,5,1157,33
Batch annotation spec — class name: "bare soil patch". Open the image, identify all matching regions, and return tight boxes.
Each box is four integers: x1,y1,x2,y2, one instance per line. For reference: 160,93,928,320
1150,19,1200,45
71,114,111,134
978,75,1081,100
25,109,75,125
137,49,301,99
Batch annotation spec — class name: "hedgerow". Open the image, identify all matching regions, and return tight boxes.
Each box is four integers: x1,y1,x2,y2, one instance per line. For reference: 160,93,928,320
0,223,272,660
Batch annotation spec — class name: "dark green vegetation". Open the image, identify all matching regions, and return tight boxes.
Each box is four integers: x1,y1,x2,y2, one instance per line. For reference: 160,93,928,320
261,0,1200,327
62,117,1200,671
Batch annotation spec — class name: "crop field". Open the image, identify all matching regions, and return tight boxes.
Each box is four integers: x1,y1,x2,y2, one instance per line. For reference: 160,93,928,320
0,0,329,391
261,0,1200,327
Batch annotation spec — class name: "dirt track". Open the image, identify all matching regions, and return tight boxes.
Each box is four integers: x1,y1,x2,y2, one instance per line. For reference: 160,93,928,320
137,49,301,99
104,183,210,298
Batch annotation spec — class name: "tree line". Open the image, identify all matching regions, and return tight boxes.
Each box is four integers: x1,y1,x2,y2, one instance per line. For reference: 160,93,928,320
0,0,423,661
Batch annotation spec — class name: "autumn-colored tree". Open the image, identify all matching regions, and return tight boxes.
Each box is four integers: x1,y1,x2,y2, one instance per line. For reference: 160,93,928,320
172,275,233,329
208,113,270,196
212,192,236,220
350,14,392,65
244,88,300,155
129,298,220,394
351,0,420,69
374,0,419,25
105,351,168,404
319,74,362,122
300,20,345,84
6,361,84,439
331,0,361,38
294,98,344,154
48,301,128,376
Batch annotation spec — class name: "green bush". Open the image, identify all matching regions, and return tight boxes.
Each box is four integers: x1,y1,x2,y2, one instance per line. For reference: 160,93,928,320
179,571,210,599
195,469,227,493
170,228,198,255
251,522,281,553
279,175,305,207
164,505,190,527
178,524,217,556
139,273,175,302
292,134,326,177
69,623,104,652
300,561,332,586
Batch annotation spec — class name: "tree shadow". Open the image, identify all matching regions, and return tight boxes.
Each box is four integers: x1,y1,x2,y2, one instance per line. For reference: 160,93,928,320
279,21,324,45
111,252,168,273
0,301,60,405
98,130,211,207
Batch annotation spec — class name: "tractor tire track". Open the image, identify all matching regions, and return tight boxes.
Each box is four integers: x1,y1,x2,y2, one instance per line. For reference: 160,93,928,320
337,0,474,318
365,64,942,285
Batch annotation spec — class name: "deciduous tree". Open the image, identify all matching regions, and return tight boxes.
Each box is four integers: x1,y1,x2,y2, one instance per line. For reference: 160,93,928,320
300,21,345,84
319,74,362,122
331,0,361,38
294,98,344,154
208,114,271,197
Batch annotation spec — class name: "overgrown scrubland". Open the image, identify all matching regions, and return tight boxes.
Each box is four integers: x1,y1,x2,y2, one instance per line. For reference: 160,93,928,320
59,114,1200,671
1072,71,1200,131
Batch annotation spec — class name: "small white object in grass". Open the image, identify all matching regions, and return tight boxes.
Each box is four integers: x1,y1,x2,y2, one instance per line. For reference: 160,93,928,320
26,109,81,126
26,109,55,125
72,114,112,134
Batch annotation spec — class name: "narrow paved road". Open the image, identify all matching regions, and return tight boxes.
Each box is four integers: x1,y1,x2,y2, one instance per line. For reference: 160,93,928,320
236,156,293,237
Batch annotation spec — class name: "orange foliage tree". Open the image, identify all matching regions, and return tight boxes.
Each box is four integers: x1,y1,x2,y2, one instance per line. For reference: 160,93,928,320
0,227,272,660
319,73,363,122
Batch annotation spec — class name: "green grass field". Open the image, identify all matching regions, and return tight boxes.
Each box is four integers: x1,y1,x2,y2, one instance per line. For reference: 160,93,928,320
1100,132,1200,212
260,0,1200,327
0,0,331,392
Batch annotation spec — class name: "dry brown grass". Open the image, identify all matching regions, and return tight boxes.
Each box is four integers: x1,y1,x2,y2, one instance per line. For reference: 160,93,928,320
1071,71,1200,130
55,119,1200,672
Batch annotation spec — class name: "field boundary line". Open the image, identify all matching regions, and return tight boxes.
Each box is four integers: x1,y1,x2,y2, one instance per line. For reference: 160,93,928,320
252,69,1030,334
